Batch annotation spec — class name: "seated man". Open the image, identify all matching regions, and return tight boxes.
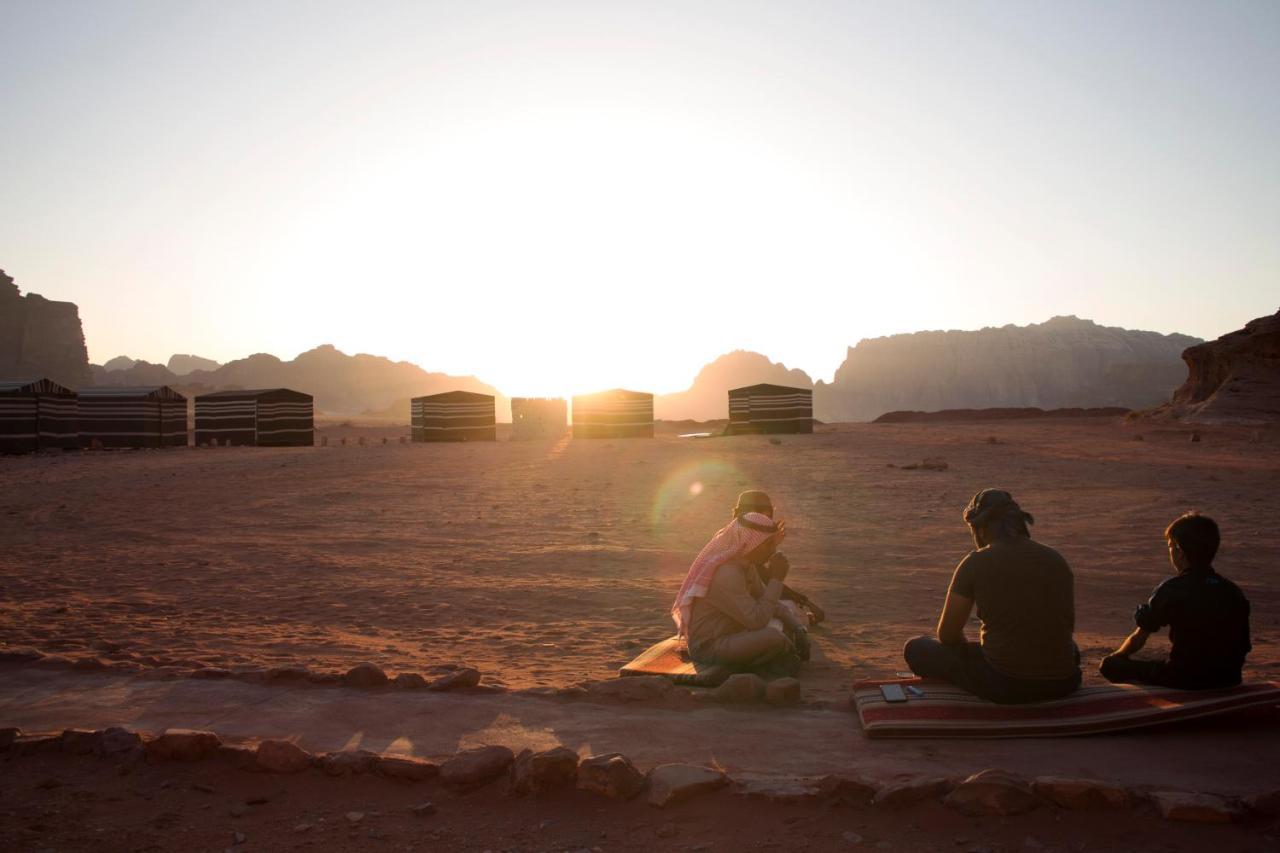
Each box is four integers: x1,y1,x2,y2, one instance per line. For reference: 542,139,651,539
731,490,825,625
671,509,810,675
903,489,1081,704
1101,512,1251,689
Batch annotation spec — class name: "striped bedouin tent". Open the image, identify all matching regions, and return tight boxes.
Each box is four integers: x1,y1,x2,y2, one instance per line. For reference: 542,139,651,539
78,386,188,448
193,388,314,447
572,389,654,439
726,383,814,435
411,390,496,442
510,397,568,440
0,378,78,454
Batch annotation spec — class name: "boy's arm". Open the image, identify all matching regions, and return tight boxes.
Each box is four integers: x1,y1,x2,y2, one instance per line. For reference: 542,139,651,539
1110,627,1150,658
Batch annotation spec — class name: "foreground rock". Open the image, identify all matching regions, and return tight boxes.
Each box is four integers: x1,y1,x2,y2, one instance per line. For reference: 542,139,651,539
439,746,515,791
764,677,802,706
319,749,378,776
376,755,439,781
393,673,427,689
577,753,646,800
647,764,728,807
428,668,481,691
147,729,221,762
1151,791,1241,823
713,673,766,704
343,663,389,688
818,774,879,805
509,747,579,796
1031,776,1130,810
255,739,312,774
872,776,953,808
585,676,672,702
945,769,1040,816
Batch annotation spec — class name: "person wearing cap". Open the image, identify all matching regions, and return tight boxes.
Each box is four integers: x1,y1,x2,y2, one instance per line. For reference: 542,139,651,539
902,489,1081,704
671,506,810,674
732,491,825,626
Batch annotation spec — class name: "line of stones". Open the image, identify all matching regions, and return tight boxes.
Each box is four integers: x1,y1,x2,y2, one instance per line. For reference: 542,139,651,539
2,725,1277,822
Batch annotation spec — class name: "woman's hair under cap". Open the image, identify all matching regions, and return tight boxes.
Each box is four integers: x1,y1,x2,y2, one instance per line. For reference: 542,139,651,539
963,488,1035,528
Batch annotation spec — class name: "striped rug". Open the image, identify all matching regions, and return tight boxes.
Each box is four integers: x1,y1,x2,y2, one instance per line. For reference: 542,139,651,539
619,636,732,687
853,677,1280,738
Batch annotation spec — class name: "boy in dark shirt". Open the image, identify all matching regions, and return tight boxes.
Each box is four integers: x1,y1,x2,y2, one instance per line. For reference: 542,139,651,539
1101,512,1251,689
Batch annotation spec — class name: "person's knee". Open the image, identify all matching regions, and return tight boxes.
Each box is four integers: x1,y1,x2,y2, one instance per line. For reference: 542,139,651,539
761,626,789,655
903,635,935,668
1099,655,1123,682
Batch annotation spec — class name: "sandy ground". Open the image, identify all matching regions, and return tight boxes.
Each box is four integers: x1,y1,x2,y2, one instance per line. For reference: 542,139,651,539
5,748,1280,853
1,419,1277,703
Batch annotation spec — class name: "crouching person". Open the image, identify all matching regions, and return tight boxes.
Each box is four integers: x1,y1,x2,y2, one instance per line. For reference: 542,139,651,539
672,511,809,676
903,489,1081,704
1101,512,1251,689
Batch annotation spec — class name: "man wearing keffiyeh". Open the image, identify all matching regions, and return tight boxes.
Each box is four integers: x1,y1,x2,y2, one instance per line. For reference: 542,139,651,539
672,494,810,673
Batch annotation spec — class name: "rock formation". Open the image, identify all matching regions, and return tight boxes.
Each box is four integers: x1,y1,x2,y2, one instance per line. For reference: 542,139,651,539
815,316,1197,422
167,353,220,375
90,343,504,419
655,350,814,421
102,355,138,372
1145,308,1280,424
0,269,92,388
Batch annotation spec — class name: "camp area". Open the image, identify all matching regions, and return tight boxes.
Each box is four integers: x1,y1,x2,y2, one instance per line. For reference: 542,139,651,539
0,377,78,454
78,385,188,448
193,388,314,447
411,390,497,442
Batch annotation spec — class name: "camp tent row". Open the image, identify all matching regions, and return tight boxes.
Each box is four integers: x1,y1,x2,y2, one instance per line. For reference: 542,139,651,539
411,391,497,442
0,379,315,453
726,383,814,434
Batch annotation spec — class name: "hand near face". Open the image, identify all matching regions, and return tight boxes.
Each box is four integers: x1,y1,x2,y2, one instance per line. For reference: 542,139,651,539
766,552,790,582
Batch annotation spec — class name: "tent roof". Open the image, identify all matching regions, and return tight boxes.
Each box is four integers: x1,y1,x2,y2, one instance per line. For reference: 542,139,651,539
412,390,495,403
728,383,813,396
0,378,75,396
195,388,311,401
79,386,187,401
572,388,653,401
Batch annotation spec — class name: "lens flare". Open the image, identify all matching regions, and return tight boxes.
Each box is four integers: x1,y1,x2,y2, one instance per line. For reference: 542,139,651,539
650,461,742,529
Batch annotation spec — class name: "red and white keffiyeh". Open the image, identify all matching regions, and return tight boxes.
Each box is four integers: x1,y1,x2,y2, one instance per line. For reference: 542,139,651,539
671,511,779,638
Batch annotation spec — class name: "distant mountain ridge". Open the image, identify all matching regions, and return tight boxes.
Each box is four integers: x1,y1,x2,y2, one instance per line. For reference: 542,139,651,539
655,351,813,421
813,316,1199,422
91,344,504,418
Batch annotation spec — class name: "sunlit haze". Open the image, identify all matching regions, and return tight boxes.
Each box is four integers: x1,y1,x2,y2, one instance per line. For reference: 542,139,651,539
3,1,1277,397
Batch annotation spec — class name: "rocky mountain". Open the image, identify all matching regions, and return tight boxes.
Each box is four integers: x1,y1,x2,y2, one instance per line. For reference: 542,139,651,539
0,269,92,388
167,354,220,375
102,355,138,372
91,344,503,419
655,351,814,421
1145,308,1280,424
814,316,1199,422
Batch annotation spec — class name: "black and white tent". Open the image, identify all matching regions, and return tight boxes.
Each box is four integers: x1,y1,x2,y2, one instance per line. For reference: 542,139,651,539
510,397,568,440
79,386,188,448
411,391,496,442
0,378,78,454
727,383,813,434
571,389,654,439
193,388,313,447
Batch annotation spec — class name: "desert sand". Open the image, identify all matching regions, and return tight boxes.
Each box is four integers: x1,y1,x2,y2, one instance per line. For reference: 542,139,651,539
1,418,1277,699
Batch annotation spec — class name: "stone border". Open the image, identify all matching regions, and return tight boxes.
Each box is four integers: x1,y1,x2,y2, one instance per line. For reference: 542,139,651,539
0,653,826,709
2,724,1276,823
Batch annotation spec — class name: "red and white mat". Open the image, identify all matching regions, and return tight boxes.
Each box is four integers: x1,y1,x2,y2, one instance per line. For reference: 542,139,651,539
853,677,1280,739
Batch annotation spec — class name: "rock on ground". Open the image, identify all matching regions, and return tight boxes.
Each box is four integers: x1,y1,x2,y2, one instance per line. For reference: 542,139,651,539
872,776,953,808
714,673,767,704
147,729,221,762
1246,789,1280,816
584,676,672,701
319,749,378,776
1151,791,1241,823
576,753,646,801
764,677,802,705
0,726,20,750
60,728,101,755
945,770,1040,817
428,668,481,691
818,774,879,805
439,746,515,791
393,673,428,689
97,727,144,757
509,747,580,796
343,663,389,688
647,764,728,807
254,739,312,774
376,755,439,782
1031,776,1130,810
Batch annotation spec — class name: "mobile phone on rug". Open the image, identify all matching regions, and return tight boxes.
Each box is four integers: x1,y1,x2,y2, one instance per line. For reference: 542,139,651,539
880,683,908,703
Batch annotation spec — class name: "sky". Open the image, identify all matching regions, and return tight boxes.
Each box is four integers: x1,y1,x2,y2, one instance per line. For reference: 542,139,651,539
2,1,1278,397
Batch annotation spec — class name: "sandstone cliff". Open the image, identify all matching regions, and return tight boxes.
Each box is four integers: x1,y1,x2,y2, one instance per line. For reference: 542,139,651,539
815,316,1197,422
0,269,92,388
167,354,220,375
1145,308,1280,424
655,351,814,421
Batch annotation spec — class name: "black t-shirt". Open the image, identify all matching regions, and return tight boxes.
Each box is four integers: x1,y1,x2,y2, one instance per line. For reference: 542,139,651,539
1134,568,1251,680
949,538,1078,679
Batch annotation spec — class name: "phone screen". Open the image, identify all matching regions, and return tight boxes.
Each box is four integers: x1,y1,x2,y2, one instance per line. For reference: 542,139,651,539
880,683,908,703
